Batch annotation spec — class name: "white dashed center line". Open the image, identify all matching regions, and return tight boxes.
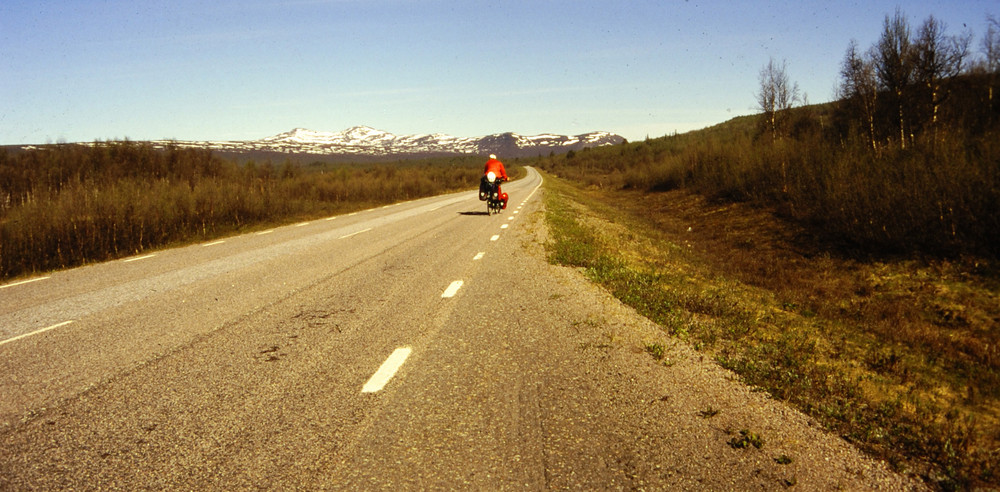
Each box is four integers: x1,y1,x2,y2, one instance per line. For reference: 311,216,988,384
361,347,412,393
442,280,464,298
501,224,509,229
490,235,500,241
0,320,74,347
340,227,373,239
473,252,485,260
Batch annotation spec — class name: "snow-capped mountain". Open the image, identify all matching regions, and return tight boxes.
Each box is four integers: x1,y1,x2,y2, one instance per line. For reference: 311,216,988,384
147,126,624,157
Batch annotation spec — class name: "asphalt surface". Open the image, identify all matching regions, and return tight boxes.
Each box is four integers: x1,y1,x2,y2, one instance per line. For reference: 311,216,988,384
0,167,922,490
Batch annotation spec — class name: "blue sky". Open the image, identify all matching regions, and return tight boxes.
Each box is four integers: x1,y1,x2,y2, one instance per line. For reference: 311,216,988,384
2,0,996,144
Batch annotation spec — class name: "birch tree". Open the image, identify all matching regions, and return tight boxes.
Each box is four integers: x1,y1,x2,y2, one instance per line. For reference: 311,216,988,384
914,15,971,141
756,57,800,144
756,57,799,193
874,8,914,149
983,15,1000,120
839,40,880,153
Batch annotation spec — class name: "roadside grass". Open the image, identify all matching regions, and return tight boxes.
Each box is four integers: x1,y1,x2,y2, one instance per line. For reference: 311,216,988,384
541,173,999,489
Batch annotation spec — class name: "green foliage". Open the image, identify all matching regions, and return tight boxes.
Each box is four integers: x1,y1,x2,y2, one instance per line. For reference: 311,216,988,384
0,142,485,280
644,342,666,361
728,429,765,449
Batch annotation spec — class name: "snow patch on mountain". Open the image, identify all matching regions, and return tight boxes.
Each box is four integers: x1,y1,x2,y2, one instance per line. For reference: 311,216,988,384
143,126,624,157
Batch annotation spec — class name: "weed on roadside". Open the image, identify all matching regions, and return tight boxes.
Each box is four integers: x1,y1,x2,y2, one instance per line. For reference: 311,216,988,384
698,406,720,418
645,342,666,361
729,429,765,450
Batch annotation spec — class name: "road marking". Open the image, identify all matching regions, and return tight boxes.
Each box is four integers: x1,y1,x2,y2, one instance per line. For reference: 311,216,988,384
256,229,275,235
514,210,519,214
501,224,509,229
203,240,225,247
348,212,358,216
442,280,464,298
123,254,156,263
490,235,500,241
0,320,74,347
428,204,444,212
361,347,412,393
523,176,542,202
325,216,337,221
473,252,485,261
339,227,373,239
508,216,515,220
0,276,50,290
295,221,310,227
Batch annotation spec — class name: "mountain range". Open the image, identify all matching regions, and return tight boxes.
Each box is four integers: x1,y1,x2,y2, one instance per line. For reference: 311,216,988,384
144,126,625,158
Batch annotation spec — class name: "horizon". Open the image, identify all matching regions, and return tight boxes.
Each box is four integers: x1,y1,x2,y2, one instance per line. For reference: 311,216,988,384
10,124,638,146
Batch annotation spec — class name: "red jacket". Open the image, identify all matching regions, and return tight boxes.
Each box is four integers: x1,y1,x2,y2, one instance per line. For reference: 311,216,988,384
484,158,508,181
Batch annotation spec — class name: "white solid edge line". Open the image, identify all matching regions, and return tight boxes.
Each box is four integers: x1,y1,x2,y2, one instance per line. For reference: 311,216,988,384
339,227,373,239
203,240,225,247
256,229,275,235
325,216,337,221
361,347,412,393
0,320,74,347
0,276,51,290
442,280,464,298
295,222,310,227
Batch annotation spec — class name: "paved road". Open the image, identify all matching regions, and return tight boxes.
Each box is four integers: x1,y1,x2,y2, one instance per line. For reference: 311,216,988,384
0,167,920,490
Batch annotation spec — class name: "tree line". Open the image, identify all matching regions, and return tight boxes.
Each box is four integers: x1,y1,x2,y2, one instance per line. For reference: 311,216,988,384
835,9,996,152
